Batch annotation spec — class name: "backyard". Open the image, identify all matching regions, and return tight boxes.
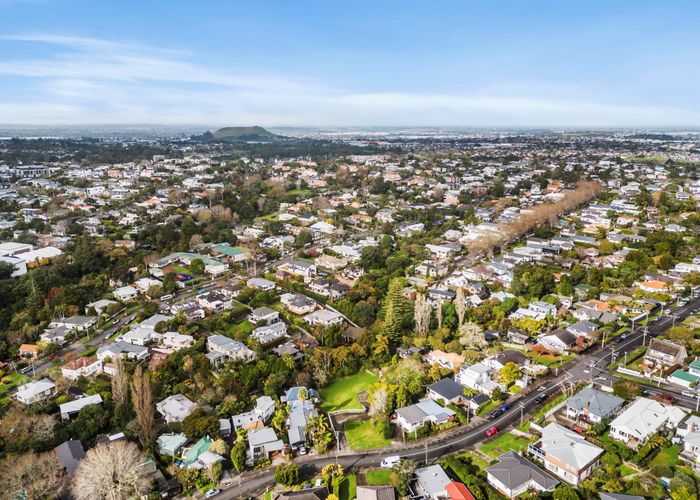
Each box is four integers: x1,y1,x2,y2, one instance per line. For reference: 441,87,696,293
479,432,530,459
320,371,378,413
0,372,30,404
344,420,390,450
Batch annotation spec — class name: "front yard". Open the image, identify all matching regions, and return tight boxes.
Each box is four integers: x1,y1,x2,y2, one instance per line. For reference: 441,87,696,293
479,431,530,459
344,420,390,450
364,469,392,485
320,371,378,413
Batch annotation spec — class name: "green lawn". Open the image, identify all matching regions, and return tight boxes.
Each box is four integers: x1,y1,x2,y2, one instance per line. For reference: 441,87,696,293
344,420,390,450
228,320,254,336
620,463,637,477
649,444,680,469
365,469,392,486
525,352,575,367
320,371,378,413
336,474,357,500
479,432,530,459
0,372,30,401
460,451,491,470
477,400,499,417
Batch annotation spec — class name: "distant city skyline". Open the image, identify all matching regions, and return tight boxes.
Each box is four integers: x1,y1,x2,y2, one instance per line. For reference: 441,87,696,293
1,1,699,127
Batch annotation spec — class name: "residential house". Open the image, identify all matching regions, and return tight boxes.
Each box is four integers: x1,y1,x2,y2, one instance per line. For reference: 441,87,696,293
249,306,280,325
59,394,103,421
356,485,396,500
280,292,317,315
248,427,285,459
156,433,189,457
19,343,40,358
484,350,530,371
426,378,467,406
485,452,559,499
424,350,465,371
96,341,149,362
414,464,452,500
247,277,276,291
161,331,195,350
252,321,289,344
49,315,97,332
304,309,344,327
54,440,86,475
61,356,103,380
394,399,456,434
643,339,687,376
156,394,196,423
609,397,687,447
114,285,138,301
456,363,502,396
528,422,603,486
15,378,56,405
566,320,599,339
40,325,71,345
565,387,625,424
538,330,578,354
206,334,256,364
231,396,276,430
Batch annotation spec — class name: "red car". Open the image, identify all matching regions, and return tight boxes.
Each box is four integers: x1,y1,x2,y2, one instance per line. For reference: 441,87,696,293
485,426,499,437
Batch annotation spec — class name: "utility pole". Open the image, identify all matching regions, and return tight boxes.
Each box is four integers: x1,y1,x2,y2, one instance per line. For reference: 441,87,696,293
642,326,648,346
519,403,525,428
696,392,700,412
624,351,628,366
424,441,428,466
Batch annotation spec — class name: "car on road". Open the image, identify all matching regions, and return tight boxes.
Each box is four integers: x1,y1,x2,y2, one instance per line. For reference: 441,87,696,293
19,365,32,374
160,293,174,301
534,393,547,404
380,456,400,468
537,385,549,392
485,426,499,437
205,488,220,498
682,390,697,398
500,403,512,412
489,408,504,419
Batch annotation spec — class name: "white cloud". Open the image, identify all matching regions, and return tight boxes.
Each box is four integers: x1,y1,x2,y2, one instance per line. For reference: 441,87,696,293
0,34,698,127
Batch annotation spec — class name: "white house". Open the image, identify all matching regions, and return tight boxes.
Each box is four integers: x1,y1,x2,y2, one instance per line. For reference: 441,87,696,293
609,397,686,447
156,394,196,423
456,363,502,396
15,378,56,405
394,399,456,434
529,422,603,486
114,285,138,301
303,309,344,327
60,394,103,421
207,335,256,363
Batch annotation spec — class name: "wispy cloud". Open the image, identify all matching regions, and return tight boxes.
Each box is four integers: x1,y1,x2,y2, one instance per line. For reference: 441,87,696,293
0,34,698,127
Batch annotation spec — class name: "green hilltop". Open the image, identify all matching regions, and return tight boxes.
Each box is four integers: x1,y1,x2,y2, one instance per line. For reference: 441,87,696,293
211,126,278,140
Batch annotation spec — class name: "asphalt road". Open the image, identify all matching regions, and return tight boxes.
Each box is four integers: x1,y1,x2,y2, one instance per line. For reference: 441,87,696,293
215,295,700,499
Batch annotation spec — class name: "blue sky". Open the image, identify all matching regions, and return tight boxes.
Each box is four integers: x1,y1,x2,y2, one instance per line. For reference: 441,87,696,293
1,0,699,127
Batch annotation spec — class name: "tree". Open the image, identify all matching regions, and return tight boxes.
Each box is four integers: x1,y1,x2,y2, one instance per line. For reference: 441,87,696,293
177,467,200,492
458,322,486,350
414,293,431,336
307,414,334,453
500,362,522,386
612,380,642,400
391,459,415,496
72,441,149,500
455,288,468,328
189,258,205,275
368,383,390,418
111,357,129,406
381,278,411,344
131,364,156,446
183,408,219,439
552,484,579,500
322,463,344,484
668,326,694,346
2,451,67,499
208,462,222,483
209,438,229,455
231,434,247,472
275,461,300,486
490,387,506,402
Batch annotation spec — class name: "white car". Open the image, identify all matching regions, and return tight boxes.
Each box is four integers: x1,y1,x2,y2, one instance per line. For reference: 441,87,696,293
380,456,400,468
682,390,697,398
205,489,220,498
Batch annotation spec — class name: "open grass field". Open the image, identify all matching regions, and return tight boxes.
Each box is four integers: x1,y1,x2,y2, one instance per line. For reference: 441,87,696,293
228,320,254,336
320,371,377,413
364,469,392,485
479,432,530,458
344,420,390,450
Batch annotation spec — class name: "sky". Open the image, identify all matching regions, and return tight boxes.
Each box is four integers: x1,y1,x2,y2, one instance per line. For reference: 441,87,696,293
1,0,699,128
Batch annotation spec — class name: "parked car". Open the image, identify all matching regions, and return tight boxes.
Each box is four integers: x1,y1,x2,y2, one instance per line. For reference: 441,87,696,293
380,455,401,468
205,489,220,498
534,393,547,404
485,426,499,437
682,390,697,399
489,408,504,419
500,403,512,412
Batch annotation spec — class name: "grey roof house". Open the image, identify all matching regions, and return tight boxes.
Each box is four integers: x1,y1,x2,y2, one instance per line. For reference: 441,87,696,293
565,387,624,423
486,451,558,499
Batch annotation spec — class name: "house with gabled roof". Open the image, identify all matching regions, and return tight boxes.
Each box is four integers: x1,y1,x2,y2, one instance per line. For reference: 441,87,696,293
565,387,624,423
486,452,558,498
609,397,686,448
643,338,687,377
394,398,455,434
528,422,604,485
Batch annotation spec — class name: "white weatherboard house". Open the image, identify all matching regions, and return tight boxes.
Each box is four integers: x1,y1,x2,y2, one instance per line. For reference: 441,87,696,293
15,378,56,405
529,422,604,486
609,397,686,447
